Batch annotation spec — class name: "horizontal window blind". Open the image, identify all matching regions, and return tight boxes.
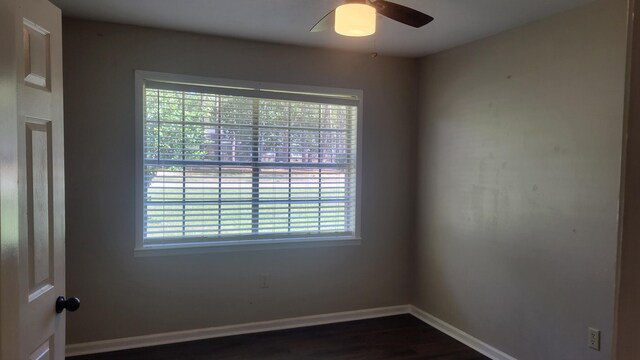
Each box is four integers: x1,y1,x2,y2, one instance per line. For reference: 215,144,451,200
141,79,359,246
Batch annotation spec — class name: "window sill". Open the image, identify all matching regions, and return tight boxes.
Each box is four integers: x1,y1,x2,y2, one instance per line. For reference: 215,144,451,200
134,236,362,257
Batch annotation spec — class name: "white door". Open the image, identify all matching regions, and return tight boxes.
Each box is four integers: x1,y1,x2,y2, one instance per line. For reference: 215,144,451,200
0,0,70,358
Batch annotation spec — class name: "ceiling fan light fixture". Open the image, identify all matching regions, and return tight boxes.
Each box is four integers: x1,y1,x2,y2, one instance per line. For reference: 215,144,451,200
334,3,376,37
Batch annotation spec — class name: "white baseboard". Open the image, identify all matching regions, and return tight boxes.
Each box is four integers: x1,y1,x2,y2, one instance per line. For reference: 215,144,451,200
67,304,516,359
65,305,411,357
409,305,517,360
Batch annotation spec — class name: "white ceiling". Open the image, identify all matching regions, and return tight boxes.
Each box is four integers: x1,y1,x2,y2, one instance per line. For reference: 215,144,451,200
50,0,596,57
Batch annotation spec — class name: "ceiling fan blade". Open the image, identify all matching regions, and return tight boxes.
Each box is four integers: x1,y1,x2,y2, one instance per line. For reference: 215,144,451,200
310,9,335,32
369,0,434,28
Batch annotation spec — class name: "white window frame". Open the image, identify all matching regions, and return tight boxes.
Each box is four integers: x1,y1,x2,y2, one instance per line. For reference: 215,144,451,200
134,70,363,256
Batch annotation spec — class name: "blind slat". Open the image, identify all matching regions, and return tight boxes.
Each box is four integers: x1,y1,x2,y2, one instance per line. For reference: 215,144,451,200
146,80,360,107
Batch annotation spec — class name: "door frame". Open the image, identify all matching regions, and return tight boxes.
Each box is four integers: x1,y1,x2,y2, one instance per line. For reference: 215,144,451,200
614,0,640,359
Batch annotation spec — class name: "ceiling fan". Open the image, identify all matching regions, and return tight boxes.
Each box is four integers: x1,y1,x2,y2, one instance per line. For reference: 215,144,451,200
310,0,434,37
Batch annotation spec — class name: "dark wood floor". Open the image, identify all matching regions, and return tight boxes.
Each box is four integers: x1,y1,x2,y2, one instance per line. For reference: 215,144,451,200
68,315,489,360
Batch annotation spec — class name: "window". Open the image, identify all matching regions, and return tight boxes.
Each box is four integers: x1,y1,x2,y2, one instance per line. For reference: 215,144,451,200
135,71,361,253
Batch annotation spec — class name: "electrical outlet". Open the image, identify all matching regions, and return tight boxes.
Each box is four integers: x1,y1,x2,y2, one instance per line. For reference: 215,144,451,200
588,327,600,351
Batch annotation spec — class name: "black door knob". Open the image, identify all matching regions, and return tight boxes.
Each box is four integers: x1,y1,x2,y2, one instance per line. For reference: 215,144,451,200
56,296,80,313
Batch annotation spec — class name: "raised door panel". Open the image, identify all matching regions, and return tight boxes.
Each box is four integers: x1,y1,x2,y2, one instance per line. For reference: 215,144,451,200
23,19,50,91
26,121,54,302
29,338,53,360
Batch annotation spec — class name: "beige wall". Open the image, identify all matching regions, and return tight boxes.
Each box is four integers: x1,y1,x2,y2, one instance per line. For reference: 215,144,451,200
414,0,628,359
62,19,418,344
63,1,634,356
